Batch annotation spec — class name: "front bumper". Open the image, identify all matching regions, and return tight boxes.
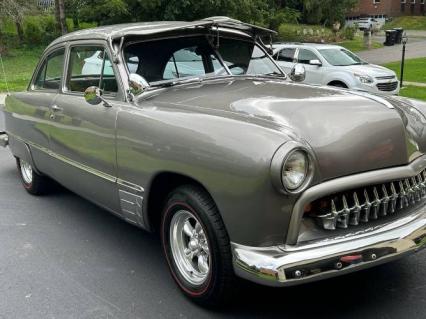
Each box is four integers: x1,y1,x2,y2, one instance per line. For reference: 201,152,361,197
232,207,426,287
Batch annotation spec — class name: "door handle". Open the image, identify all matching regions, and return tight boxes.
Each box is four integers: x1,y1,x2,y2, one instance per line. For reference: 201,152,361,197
51,105,63,112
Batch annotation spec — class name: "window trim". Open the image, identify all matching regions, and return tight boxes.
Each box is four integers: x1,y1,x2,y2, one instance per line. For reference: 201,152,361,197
63,41,122,100
121,33,285,86
29,45,66,93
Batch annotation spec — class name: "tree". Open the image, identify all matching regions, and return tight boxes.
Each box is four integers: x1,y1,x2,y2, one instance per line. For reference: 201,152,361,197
55,0,67,34
0,0,35,43
65,0,88,29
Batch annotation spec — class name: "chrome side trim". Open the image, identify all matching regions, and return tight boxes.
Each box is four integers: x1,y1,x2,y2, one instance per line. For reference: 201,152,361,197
232,207,426,287
287,155,426,245
9,133,149,227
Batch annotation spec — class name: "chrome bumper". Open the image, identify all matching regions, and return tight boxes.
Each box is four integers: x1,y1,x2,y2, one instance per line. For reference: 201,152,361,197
232,207,426,287
0,131,8,148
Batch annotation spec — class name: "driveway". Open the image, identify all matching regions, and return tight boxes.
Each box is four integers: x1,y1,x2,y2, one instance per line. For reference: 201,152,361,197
357,39,426,64
0,110,426,318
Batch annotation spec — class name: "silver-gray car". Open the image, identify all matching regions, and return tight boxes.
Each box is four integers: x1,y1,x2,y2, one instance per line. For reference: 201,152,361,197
1,17,426,305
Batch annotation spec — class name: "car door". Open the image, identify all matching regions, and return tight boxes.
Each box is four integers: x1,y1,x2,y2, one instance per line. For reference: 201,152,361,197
49,42,122,213
295,48,324,85
6,47,66,176
274,47,296,74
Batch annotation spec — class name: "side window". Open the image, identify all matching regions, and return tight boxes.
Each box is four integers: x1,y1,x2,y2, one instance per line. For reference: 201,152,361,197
34,49,65,90
276,48,296,62
297,49,320,64
67,46,118,95
163,47,219,80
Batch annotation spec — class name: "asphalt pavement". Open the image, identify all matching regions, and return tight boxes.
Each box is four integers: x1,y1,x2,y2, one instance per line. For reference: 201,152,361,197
357,39,426,64
0,110,426,319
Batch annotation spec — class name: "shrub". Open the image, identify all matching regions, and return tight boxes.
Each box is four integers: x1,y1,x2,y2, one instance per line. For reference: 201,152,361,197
24,20,42,45
269,8,301,31
342,26,356,40
277,23,334,43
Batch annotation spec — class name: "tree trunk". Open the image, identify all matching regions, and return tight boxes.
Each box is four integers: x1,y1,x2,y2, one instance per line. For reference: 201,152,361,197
15,21,24,44
73,15,80,30
59,0,68,34
54,0,67,34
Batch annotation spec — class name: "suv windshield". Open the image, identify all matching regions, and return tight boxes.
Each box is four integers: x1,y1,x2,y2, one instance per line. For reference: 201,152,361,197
123,36,282,85
318,48,367,66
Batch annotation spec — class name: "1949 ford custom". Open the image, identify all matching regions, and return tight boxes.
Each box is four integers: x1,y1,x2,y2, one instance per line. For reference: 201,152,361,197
1,17,426,305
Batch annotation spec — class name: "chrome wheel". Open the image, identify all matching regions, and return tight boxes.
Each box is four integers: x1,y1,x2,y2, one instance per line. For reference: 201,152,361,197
20,159,33,184
169,210,211,286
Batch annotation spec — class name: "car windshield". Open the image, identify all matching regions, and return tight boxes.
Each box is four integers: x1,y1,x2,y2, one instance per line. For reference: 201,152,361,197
318,48,367,66
123,36,283,86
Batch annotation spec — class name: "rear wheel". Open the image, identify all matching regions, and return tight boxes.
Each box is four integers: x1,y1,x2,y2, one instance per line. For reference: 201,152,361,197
160,185,235,306
16,158,49,195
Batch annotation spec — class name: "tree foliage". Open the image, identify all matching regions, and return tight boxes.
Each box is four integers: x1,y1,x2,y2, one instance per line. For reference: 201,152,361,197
75,0,357,28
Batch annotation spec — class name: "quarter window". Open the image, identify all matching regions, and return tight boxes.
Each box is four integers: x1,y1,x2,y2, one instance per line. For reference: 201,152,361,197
67,46,118,94
34,49,65,90
297,49,320,64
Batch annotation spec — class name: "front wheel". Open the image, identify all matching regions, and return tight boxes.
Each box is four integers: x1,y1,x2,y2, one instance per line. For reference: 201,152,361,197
16,157,49,195
160,185,235,306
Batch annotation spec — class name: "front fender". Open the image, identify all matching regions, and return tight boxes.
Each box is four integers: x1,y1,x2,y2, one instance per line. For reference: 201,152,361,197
116,105,298,246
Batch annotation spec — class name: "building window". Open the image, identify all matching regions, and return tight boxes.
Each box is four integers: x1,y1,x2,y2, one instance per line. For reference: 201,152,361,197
373,0,381,3
401,0,406,3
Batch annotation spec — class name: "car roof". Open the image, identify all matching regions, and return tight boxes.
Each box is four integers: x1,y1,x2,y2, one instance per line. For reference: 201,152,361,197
272,43,344,51
47,17,275,49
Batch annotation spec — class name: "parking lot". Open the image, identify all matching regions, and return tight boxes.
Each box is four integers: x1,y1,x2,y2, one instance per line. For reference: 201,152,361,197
0,110,425,318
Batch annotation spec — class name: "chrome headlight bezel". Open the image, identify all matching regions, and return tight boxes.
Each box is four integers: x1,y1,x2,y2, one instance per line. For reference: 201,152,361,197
354,73,374,84
271,141,315,195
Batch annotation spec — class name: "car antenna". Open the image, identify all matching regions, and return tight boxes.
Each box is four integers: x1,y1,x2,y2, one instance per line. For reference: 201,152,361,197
0,51,10,96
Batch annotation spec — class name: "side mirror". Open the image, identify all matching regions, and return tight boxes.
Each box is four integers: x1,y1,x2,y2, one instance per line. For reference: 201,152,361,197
129,73,149,96
84,86,111,107
309,59,322,66
289,64,306,82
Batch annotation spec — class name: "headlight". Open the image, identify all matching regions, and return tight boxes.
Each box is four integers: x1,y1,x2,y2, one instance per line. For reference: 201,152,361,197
354,73,374,84
270,142,315,194
282,150,309,190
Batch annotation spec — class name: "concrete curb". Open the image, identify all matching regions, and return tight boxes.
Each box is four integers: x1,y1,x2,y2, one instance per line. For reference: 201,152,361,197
404,81,426,88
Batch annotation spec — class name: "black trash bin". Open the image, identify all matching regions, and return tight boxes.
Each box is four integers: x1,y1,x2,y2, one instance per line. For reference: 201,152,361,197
393,27,404,44
384,30,397,46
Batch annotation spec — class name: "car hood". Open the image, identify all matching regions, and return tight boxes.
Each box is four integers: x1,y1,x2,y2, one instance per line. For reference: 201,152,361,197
139,78,425,181
341,64,397,78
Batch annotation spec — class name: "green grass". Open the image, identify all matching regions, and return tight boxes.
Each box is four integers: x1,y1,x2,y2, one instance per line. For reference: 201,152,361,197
399,86,426,101
339,34,383,52
384,58,426,84
0,47,44,92
385,16,426,31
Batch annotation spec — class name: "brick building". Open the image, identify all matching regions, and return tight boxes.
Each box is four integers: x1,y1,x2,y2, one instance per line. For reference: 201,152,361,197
347,0,425,18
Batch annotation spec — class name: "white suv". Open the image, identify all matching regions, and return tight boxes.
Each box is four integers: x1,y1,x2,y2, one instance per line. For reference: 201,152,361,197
272,43,400,95
357,18,380,31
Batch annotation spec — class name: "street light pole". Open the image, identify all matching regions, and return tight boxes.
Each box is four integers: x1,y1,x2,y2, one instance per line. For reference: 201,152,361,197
400,32,408,88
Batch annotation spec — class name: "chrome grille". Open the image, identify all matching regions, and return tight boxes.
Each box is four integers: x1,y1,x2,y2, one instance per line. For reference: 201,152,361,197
375,76,396,80
311,171,426,230
377,82,398,92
